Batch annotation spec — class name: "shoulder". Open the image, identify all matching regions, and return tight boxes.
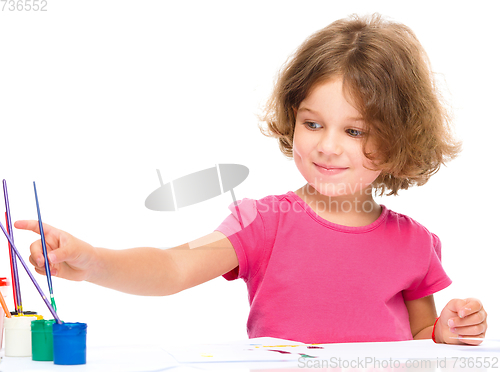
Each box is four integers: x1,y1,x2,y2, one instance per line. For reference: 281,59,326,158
383,207,439,246
221,192,294,231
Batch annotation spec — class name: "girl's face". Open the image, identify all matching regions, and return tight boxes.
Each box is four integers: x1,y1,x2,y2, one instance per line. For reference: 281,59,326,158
293,78,381,198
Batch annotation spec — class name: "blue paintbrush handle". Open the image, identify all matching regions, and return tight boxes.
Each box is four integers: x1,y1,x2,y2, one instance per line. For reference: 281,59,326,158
33,182,54,296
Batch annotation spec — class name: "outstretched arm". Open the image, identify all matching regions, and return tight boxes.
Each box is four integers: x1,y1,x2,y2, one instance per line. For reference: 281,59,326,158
15,220,238,296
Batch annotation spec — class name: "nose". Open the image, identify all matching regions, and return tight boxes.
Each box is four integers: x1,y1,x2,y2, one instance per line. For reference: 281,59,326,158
317,131,343,155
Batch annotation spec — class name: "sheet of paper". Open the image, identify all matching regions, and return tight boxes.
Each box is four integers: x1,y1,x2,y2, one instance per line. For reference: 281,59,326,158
163,337,500,364
164,337,313,363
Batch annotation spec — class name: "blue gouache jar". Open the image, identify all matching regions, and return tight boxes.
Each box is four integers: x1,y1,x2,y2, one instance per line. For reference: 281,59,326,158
52,322,87,365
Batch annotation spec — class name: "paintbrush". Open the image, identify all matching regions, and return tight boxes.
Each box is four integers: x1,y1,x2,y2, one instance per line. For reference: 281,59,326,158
33,182,57,312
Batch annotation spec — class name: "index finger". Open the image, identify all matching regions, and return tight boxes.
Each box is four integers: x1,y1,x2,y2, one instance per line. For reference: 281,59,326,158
14,220,60,247
15,220,53,235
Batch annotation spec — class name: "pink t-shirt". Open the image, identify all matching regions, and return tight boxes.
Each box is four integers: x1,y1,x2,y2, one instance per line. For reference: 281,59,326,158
215,192,452,343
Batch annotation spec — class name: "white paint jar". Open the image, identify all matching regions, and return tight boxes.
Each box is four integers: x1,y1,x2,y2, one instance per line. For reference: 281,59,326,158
4,316,35,357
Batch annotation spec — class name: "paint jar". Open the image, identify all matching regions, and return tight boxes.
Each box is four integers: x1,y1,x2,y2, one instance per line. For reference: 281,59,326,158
3,316,34,356
0,277,9,349
53,322,87,365
31,319,55,361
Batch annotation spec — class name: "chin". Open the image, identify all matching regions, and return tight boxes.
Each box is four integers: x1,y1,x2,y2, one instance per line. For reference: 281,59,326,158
306,181,347,197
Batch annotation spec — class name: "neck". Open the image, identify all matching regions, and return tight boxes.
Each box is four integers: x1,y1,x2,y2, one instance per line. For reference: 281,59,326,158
294,183,382,227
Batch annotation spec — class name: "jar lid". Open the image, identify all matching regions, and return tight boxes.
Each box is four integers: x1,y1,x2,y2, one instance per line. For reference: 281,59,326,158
0,277,9,286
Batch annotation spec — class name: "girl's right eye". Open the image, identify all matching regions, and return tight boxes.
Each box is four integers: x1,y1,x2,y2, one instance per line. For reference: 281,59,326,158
305,121,322,130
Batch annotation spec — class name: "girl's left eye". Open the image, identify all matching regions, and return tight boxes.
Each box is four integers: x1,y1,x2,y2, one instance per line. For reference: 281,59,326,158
346,128,364,137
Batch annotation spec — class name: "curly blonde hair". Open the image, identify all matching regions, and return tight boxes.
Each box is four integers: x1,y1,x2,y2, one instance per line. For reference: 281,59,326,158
260,14,461,196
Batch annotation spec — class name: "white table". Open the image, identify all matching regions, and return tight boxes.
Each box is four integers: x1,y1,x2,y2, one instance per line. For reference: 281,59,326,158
1,338,499,371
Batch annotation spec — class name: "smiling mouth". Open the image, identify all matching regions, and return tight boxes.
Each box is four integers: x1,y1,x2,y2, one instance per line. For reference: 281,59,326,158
313,163,349,176
314,163,348,170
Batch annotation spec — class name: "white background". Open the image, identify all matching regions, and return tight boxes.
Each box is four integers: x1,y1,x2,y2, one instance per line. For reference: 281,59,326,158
0,1,498,347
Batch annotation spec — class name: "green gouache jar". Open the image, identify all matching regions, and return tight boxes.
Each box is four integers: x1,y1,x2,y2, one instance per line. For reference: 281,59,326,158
31,319,56,361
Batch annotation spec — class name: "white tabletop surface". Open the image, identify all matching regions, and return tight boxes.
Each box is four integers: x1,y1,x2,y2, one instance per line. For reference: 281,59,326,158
1,337,499,371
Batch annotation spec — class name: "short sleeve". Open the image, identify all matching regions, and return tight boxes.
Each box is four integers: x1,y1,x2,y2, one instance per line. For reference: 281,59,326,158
403,233,452,301
214,198,269,282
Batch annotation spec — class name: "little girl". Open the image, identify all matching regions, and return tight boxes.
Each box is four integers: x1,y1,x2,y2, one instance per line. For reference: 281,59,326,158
16,14,487,345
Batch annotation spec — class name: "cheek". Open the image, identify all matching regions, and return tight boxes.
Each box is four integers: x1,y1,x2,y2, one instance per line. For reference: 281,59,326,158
292,128,312,158
292,134,311,176
361,149,382,180
358,163,382,186
354,145,382,183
